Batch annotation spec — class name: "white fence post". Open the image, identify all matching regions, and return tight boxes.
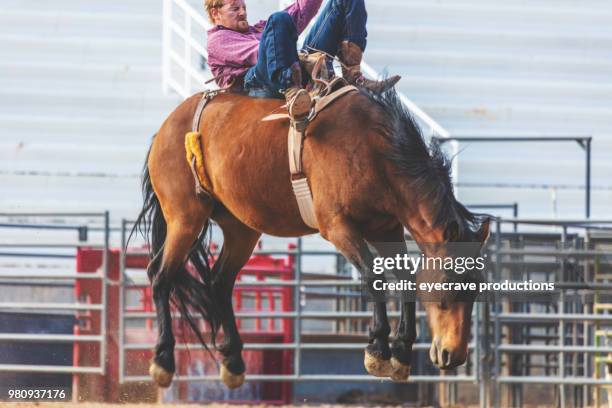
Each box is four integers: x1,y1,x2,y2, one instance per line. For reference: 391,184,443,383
184,12,192,96
162,0,172,94
162,0,215,98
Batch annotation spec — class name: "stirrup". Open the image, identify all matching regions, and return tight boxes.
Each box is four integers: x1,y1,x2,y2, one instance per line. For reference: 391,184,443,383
286,88,312,120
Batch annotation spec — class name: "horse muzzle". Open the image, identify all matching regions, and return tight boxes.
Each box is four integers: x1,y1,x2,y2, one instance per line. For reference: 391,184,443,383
429,337,467,370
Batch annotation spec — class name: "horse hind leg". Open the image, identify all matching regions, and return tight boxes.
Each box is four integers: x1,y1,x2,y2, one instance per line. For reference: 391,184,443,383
149,210,213,388
212,215,261,389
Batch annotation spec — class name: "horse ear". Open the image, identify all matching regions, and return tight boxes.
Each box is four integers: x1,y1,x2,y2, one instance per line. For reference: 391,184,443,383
477,217,492,246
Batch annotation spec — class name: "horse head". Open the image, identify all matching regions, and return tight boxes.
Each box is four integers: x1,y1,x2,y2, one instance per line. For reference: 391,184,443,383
416,217,491,370
365,89,494,370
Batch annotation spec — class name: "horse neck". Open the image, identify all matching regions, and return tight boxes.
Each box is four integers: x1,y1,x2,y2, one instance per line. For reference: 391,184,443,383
391,178,447,246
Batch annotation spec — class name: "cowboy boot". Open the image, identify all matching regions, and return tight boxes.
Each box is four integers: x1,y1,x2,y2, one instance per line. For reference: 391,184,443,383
284,62,312,122
339,41,401,93
299,50,331,82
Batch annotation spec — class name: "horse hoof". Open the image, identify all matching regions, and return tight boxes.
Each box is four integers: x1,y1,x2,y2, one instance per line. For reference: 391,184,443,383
390,357,410,382
149,361,174,388
364,349,392,377
220,363,245,389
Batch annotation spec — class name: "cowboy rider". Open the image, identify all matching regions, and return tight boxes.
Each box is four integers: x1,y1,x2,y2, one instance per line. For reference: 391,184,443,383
205,0,401,122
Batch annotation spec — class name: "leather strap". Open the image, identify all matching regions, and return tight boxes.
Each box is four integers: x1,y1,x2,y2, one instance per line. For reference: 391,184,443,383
187,92,219,200
289,123,317,228
313,85,358,118
291,177,319,228
262,85,358,123
192,92,212,132
190,156,211,199
282,85,359,230
262,113,289,122
288,124,304,175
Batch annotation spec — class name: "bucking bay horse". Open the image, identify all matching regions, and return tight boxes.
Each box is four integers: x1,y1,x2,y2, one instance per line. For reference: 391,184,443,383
133,87,490,389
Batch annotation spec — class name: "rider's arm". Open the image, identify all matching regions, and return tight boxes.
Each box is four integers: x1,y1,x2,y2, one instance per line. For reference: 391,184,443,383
207,30,259,68
283,0,323,34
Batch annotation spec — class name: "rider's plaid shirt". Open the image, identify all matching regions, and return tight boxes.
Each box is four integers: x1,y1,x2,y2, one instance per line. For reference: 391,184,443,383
206,0,322,88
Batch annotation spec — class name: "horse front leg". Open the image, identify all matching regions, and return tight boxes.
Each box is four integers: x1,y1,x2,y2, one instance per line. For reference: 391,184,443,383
321,217,392,377
389,299,416,381
369,225,415,382
213,217,262,389
364,297,393,377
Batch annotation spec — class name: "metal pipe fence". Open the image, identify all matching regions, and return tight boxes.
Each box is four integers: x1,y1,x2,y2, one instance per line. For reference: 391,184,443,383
486,218,612,408
117,219,479,387
435,136,593,219
3,213,612,406
116,216,612,407
0,211,110,375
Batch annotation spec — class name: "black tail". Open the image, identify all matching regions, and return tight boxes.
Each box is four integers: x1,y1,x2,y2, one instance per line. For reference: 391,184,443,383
129,136,220,352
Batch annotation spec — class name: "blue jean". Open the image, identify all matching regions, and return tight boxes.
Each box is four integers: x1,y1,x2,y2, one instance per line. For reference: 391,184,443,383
244,0,368,98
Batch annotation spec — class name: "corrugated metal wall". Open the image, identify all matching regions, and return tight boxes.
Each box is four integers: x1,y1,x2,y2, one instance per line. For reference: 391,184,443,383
366,0,612,218
0,0,610,221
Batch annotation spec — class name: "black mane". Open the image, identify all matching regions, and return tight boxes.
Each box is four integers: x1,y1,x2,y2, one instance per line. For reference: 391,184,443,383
362,88,479,237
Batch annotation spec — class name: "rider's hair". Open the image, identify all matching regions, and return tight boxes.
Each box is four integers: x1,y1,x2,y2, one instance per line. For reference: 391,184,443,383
205,0,226,23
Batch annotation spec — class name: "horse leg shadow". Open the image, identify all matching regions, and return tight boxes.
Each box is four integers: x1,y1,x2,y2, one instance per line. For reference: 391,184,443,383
212,215,262,389
321,217,392,378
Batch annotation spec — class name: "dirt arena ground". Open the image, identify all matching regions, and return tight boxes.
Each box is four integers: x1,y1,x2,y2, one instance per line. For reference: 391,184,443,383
0,404,434,408
0,404,567,408
0,404,407,408
0,404,357,408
